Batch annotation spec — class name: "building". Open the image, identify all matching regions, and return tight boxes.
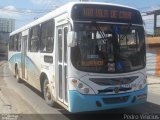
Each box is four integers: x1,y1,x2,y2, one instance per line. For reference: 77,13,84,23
144,10,160,76
145,10,160,36
0,18,15,58
0,18,15,33
0,18,15,43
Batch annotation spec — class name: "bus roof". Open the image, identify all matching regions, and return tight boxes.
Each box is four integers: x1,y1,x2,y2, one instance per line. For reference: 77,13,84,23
10,2,138,36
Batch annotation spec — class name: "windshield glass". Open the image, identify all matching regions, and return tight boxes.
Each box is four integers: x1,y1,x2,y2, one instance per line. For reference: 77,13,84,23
71,22,146,73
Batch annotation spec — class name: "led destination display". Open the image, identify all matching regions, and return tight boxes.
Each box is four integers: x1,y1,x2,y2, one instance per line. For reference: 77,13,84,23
71,4,143,24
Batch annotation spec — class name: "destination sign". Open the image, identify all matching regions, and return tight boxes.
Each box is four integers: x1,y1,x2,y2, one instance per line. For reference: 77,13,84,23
83,8,132,20
71,4,143,24
81,60,104,66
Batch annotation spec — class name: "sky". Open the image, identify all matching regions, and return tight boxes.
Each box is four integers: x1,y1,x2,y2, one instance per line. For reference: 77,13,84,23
0,0,160,33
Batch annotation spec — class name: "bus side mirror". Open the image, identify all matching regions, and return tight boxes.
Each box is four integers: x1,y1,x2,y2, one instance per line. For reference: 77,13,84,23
67,31,77,47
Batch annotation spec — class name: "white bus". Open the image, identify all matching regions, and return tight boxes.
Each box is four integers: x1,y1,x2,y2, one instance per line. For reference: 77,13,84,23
8,2,147,113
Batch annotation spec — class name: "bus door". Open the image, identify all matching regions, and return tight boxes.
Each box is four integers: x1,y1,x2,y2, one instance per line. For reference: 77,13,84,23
57,25,68,105
21,35,27,79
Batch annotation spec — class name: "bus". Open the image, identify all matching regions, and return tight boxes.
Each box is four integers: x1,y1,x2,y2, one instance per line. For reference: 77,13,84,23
8,2,147,113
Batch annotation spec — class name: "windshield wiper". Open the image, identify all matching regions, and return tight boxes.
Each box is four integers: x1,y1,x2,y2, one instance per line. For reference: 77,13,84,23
119,23,132,41
92,22,108,42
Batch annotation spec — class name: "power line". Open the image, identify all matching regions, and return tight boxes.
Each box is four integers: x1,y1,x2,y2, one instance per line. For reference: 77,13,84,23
0,6,53,15
0,9,50,14
33,0,57,19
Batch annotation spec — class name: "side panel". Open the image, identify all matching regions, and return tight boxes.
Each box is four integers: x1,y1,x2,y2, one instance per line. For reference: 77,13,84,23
26,52,41,90
8,52,21,74
21,35,27,79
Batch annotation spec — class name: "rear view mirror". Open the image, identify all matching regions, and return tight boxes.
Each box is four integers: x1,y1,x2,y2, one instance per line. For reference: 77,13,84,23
67,31,77,47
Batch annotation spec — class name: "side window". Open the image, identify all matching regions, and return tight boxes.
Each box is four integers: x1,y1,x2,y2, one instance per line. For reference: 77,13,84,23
40,20,54,53
29,25,40,52
9,36,14,51
13,35,18,51
64,27,68,63
58,29,62,62
17,33,22,51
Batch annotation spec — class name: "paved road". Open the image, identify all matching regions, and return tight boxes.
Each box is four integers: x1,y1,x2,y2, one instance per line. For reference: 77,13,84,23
0,60,160,120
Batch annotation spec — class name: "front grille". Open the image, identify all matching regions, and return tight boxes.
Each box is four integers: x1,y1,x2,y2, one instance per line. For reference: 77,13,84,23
90,76,138,86
98,87,132,94
102,96,129,104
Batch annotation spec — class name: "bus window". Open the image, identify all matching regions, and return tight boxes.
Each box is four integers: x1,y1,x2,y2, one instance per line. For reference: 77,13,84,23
40,20,54,53
13,35,18,51
58,29,62,62
17,33,22,51
64,27,68,63
29,25,40,52
9,36,14,51
72,23,145,73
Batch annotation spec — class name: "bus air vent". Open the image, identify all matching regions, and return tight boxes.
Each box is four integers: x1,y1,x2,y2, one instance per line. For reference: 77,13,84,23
89,76,138,86
98,87,132,94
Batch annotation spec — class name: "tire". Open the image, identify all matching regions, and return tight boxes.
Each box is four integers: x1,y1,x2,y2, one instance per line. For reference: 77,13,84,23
43,78,55,107
15,67,22,83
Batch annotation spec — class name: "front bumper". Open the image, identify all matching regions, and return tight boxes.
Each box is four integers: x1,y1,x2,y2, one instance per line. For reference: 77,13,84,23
68,86,147,113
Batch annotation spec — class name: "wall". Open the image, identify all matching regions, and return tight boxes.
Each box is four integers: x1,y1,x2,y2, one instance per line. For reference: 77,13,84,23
146,37,160,76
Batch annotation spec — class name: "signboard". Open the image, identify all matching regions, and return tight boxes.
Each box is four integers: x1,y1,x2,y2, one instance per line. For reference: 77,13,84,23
71,4,143,24
81,60,104,66
83,8,132,20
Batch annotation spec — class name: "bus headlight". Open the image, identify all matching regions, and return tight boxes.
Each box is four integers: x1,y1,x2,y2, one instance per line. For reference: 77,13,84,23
135,79,147,90
70,78,95,94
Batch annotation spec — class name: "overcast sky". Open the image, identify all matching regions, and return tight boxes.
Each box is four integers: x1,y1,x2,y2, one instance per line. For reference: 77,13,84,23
0,0,160,33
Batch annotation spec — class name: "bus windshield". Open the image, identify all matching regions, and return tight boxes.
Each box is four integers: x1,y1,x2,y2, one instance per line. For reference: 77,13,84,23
71,22,146,73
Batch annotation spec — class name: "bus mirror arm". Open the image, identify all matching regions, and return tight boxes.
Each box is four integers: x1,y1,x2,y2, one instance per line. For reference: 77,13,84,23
67,31,77,47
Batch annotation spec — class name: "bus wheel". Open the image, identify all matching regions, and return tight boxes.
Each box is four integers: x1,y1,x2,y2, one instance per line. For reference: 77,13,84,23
43,78,54,107
15,67,21,83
